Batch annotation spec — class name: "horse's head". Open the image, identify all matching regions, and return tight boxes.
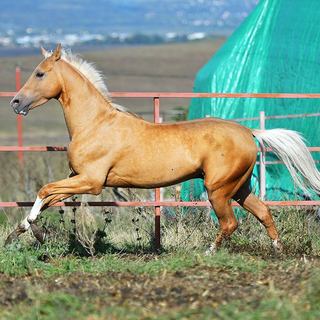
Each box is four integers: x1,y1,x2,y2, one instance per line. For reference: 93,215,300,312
11,44,63,116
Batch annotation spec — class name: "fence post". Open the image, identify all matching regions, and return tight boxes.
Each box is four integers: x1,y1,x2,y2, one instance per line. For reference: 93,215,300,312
153,97,161,251
16,67,23,165
259,111,266,200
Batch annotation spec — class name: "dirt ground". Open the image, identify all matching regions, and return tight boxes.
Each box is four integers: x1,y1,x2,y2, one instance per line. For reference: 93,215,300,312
0,255,317,313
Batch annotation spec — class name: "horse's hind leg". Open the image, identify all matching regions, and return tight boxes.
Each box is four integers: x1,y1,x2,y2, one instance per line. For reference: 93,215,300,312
234,183,283,253
243,194,283,253
206,189,238,254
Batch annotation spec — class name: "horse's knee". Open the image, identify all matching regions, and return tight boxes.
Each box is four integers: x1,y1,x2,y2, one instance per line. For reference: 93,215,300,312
38,182,63,198
89,183,103,195
38,185,51,199
81,175,104,195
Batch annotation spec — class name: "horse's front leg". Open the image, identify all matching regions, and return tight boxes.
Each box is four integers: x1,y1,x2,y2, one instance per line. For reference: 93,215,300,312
5,174,104,245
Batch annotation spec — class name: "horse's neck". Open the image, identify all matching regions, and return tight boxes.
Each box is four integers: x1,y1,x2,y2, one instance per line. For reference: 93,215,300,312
57,61,116,138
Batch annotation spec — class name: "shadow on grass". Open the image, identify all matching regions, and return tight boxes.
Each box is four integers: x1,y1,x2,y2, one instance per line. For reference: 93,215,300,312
66,228,162,258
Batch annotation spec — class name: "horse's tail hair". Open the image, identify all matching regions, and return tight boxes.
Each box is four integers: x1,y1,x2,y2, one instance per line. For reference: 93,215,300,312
252,128,320,194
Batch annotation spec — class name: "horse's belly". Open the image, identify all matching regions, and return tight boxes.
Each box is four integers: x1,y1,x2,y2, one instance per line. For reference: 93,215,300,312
104,135,206,188
105,162,202,188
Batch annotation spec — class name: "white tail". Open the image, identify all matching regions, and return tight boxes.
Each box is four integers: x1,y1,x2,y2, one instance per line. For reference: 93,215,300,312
252,129,320,195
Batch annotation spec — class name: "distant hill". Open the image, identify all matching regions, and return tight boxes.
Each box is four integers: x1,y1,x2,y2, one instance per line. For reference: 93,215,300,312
0,0,257,49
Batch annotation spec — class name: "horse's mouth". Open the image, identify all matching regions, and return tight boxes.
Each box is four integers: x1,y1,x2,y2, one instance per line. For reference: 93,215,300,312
13,103,31,116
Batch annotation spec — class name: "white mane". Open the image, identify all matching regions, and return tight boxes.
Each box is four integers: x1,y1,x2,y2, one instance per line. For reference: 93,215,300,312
44,48,139,116
44,49,109,100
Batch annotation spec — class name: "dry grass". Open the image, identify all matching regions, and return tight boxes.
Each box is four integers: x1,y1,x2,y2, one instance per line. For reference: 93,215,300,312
2,200,320,258
0,151,319,257
72,203,99,256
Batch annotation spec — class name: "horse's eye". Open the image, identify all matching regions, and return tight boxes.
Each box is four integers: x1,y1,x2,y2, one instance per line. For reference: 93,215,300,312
35,71,45,79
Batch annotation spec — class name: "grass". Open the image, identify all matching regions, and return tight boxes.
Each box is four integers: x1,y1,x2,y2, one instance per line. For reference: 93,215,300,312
0,246,319,319
0,244,268,278
0,200,320,319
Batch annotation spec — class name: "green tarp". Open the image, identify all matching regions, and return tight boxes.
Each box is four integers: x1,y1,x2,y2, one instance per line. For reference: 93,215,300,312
182,0,320,203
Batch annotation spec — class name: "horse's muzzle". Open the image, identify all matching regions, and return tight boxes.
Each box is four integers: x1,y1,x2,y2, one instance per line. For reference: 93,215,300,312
10,96,32,116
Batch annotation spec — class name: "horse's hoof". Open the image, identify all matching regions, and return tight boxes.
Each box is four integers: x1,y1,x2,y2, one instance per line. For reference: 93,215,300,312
272,239,284,255
4,230,19,246
30,223,46,244
4,227,24,246
205,244,217,256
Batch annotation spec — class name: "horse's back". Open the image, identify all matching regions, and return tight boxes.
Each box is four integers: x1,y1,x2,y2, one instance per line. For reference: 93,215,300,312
151,117,256,153
144,116,258,169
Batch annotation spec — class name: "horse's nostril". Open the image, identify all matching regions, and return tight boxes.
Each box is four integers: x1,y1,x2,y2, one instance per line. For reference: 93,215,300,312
12,99,20,107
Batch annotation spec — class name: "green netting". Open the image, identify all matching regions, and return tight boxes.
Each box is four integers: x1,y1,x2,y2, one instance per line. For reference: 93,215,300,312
181,0,320,206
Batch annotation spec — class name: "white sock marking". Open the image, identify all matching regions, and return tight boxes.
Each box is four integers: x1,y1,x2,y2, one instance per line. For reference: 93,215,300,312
205,244,216,256
27,196,43,223
19,217,30,231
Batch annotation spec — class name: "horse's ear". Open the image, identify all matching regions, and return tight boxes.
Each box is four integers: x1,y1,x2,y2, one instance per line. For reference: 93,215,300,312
40,46,49,58
52,43,62,61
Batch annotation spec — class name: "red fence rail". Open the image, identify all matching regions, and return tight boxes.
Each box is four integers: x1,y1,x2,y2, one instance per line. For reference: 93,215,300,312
1,200,320,208
2,68,320,249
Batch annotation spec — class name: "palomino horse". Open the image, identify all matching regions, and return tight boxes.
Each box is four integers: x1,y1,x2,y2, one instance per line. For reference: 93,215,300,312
6,44,320,253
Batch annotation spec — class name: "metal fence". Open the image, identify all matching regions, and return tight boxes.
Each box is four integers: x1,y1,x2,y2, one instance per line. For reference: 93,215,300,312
1,68,320,249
